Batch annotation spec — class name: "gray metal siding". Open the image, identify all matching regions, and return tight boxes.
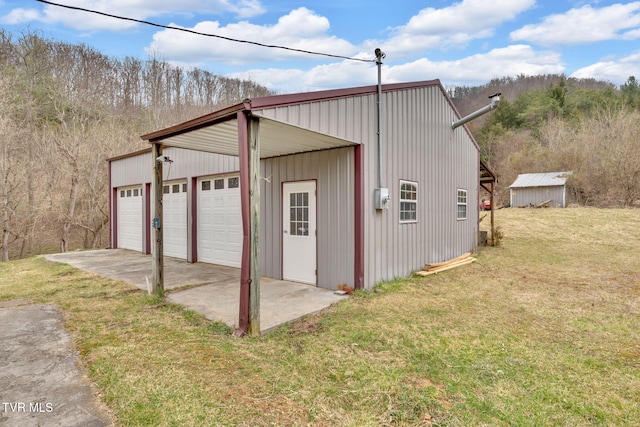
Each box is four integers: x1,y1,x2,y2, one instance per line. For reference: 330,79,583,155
110,147,239,187
510,186,566,207
366,86,478,286
260,147,354,290
257,85,478,288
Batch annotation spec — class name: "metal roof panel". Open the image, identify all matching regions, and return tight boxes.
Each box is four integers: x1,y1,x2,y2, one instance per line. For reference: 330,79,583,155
509,171,572,188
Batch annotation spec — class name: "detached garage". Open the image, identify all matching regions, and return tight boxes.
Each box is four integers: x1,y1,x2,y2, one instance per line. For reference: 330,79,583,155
109,80,490,295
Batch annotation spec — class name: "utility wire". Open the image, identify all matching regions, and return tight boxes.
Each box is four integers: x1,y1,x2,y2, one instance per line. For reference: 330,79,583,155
36,0,376,63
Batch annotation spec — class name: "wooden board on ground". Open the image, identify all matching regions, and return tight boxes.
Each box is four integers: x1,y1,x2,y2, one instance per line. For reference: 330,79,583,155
425,252,471,269
416,257,476,276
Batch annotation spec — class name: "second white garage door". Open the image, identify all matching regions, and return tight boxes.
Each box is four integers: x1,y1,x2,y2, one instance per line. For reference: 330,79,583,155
163,181,187,259
197,175,242,268
117,186,143,252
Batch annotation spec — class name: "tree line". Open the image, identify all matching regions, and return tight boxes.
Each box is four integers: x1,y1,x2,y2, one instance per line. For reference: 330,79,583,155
0,30,274,261
462,75,640,208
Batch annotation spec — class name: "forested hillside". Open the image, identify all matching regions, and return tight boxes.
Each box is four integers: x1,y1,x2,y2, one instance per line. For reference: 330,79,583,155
453,75,640,207
0,30,274,261
1,30,638,261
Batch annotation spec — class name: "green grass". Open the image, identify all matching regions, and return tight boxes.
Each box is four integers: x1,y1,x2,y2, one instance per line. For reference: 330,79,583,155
1,207,639,426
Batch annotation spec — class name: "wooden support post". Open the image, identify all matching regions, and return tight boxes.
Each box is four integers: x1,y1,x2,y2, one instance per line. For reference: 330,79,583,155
248,117,260,336
490,181,495,246
237,112,250,336
151,143,164,297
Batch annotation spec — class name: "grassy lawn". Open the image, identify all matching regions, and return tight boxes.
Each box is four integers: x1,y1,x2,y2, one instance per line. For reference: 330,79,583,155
1,207,639,426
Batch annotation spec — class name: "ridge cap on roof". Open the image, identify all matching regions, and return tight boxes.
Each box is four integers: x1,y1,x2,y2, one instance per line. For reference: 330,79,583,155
248,79,442,109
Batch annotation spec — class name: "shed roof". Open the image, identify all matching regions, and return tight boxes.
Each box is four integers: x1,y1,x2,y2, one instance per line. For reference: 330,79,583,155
509,171,572,188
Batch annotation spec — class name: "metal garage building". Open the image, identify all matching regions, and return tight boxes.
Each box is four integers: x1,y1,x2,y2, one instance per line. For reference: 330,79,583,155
509,171,573,208
108,80,487,294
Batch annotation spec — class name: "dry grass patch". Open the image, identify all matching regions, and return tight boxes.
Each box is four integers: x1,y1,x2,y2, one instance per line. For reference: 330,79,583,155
1,207,639,426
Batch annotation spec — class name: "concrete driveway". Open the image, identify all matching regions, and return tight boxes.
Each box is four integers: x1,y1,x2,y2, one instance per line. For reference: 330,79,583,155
0,299,111,426
45,249,347,333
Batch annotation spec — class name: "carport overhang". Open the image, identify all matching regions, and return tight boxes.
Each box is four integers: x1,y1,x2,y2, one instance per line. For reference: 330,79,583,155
141,102,363,337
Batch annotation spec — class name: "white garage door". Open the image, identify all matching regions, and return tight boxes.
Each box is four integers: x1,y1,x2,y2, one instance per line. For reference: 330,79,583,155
117,186,143,252
163,181,187,259
197,175,242,267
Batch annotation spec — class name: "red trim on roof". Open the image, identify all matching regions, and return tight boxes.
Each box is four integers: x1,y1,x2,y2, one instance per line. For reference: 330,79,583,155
106,147,151,162
141,102,249,142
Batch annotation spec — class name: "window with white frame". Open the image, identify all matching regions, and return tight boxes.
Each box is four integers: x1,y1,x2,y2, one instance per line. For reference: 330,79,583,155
457,189,467,220
400,180,418,223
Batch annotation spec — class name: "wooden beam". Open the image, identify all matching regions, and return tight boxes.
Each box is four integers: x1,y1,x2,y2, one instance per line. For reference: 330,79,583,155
151,143,164,297
248,117,261,336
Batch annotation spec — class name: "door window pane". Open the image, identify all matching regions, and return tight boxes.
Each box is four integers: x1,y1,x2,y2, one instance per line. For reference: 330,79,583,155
289,191,309,236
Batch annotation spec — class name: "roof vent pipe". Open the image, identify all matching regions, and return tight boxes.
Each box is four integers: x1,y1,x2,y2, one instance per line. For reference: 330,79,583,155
452,93,501,129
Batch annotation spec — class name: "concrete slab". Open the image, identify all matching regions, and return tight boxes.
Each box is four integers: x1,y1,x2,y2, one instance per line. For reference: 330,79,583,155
45,249,239,291
167,277,346,333
44,249,347,334
0,300,112,426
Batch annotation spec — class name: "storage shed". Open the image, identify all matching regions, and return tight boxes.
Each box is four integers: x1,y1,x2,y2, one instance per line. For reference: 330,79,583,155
109,80,485,295
509,171,573,208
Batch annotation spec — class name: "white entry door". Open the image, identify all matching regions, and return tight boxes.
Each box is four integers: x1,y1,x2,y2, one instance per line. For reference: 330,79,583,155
282,181,316,285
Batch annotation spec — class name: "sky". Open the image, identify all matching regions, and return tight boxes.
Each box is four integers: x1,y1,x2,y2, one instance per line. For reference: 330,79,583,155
1,0,639,94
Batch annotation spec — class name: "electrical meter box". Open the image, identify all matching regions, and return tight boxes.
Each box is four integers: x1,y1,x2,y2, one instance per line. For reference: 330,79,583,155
374,188,390,210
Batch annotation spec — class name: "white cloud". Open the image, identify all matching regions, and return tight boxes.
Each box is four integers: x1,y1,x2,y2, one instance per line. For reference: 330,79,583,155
146,8,357,66
1,0,265,31
511,2,640,45
365,0,535,55
386,45,564,86
228,44,565,93
228,60,376,93
571,51,640,85
0,7,41,25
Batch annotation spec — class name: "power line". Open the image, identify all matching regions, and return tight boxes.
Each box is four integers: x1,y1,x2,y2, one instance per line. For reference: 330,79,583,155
35,0,376,63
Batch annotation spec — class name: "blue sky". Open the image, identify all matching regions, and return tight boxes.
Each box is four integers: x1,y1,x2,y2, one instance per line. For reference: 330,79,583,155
1,0,639,93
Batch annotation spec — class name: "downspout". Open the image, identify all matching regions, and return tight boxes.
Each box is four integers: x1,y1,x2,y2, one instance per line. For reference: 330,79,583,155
452,93,501,129
375,48,385,189
373,48,391,210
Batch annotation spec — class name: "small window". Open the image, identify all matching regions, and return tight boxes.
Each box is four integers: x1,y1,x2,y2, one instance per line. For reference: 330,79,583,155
126,189,132,197
457,189,467,220
201,180,211,191
163,185,170,194
214,179,224,190
120,190,125,198
228,177,239,189
172,184,180,193
133,188,139,197
399,180,418,223
182,183,187,193
289,192,309,236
